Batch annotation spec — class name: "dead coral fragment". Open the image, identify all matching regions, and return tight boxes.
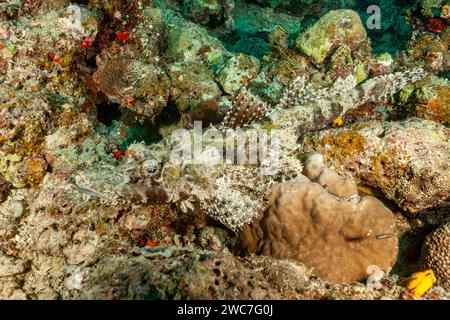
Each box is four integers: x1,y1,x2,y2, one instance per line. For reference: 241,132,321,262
238,153,398,284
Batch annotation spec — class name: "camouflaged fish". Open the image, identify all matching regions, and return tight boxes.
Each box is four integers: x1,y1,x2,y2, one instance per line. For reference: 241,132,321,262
220,69,428,131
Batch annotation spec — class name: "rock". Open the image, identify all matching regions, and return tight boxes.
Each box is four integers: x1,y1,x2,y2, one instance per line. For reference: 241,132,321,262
63,230,101,266
237,153,398,284
216,53,260,95
398,76,450,125
397,32,450,73
328,44,369,84
181,0,224,27
166,22,229,67
118,212,150,241
370,53,393,76
0,174,11,203
21,157,48,187
196,226,235,251
134,6,166,60
0,254,26,277
295,9,367,64
421,222,450,290
93,57,171,118
169,62,221,124
0,98,51,159
74,252,314,300
302,119,450,213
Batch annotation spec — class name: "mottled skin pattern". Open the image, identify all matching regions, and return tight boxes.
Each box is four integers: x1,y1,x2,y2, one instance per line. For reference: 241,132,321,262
128,68,429,230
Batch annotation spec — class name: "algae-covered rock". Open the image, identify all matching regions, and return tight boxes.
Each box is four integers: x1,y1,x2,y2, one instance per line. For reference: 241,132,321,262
71,249,421,300
295,9,367,64
397,76,450,125
181,0,224,27
329,44,368,84
397,32,450,73
169,61,221,124
370,52,394,76
216,53,260,94
134,5,166,60
166,21,229,67
301,119,450,213
93,57,170,118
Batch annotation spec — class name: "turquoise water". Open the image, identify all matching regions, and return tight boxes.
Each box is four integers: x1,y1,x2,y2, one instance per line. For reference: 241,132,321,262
219,0,413,59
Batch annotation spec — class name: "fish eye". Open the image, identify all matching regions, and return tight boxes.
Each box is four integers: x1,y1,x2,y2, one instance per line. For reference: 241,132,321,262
141,160,159,177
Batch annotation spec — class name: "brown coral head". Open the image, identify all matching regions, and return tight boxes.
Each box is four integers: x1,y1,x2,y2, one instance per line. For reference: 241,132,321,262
237,155,398,284
191,99,219,126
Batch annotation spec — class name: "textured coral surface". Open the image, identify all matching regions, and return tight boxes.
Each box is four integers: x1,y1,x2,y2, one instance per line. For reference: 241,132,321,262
238,154,398,284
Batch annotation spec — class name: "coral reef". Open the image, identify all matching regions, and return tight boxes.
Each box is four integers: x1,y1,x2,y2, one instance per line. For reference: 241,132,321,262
237,153,398,284
301,119,450,213
295,9,367,65
93,57,171,119
397,76,450,125
69,250,418,300
168,61,221,124
0,0,449,301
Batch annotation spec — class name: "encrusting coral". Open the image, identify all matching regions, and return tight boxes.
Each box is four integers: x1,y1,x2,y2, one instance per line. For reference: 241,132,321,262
237,153,398,284
301,118,449,213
